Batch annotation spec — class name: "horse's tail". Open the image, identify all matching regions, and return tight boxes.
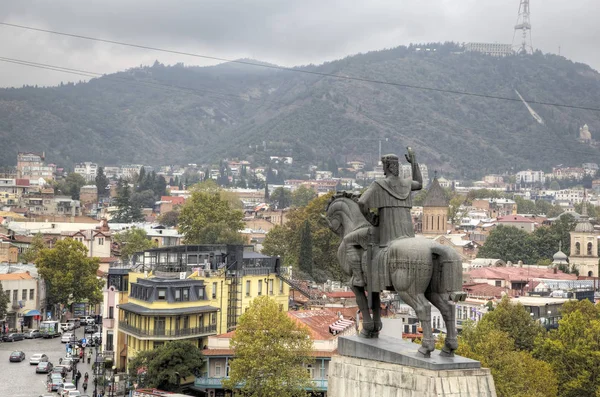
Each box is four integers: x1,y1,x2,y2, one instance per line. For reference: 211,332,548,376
430,244,466,303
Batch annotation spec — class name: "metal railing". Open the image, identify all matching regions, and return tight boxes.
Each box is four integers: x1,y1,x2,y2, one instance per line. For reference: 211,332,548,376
194,376,328,390
120,323,217,338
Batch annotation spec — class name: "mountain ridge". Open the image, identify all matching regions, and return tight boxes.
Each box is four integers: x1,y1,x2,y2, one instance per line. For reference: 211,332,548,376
1,42,599,178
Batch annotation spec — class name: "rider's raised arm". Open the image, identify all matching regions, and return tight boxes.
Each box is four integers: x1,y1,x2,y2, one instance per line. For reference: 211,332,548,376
411,160,423,191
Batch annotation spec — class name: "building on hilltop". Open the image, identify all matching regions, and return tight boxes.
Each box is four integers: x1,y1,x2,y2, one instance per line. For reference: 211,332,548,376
465,42,513,57
74,162,99,182
16,152,55,181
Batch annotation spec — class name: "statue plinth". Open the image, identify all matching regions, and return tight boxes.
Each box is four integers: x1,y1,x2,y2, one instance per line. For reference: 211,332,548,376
329,336,497,397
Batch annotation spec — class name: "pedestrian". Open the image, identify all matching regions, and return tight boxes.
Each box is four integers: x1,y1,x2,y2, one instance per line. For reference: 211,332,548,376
59,357,63,365
75,370,81,388
84,372,89,382
83,381,88,392
87,350,92,364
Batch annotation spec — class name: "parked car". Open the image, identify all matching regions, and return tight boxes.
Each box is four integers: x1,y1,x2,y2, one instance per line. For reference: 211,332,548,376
9,351,25,362
65,391,81,397
84,324,98,334
81,316,95,325
61,357,74,371
30,353,48,365
67,319,80,329
36,361,54,373
61,332,75,343
52,365,68,377
47,373,65,391
2,333,25,342
58,382,77,396
25,329,42,339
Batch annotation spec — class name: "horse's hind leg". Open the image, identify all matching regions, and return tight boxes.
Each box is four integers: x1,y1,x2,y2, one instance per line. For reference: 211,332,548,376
398,291,434,357
427,291,458,357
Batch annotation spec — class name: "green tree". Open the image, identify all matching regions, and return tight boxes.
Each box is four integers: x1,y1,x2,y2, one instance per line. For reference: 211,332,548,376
457,322,557,397
19,232,45,263
0,283,9,321
270,187,292,209
549,180,561,190
35,239,103,313
178,184,245,244
298,220,313,277
95,166,110,199
158,211,180,227
477,225,536,263
534,300,600,397
115,227,155,263
55,172,87,200
477,296,544,351
128,340,204,392
111,179,144,223
291,186,317,208
223,296,313,397
447,195,465,226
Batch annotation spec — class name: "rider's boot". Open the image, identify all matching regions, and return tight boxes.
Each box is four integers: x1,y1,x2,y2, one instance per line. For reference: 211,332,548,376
351,262,365,287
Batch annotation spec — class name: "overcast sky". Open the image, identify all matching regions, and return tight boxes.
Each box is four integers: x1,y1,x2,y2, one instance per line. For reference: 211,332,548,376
0,0,598,87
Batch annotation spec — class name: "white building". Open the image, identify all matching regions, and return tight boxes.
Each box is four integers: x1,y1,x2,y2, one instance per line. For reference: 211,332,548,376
516,170,545,184
0,269,44,330
74,162,99,182
555,189,585,204
465,42,513,57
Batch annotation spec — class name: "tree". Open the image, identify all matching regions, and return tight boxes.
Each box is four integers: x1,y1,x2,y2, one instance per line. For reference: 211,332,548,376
549,180,561,190
0,283,9,321
291,186,317,208
95,166,110,199
111,179,145,223
158,211,180,227
457,322,557,397
477,225,536,263
223,296,313,397
298,220,313,277
128,340,204,392
534,300,600,397
115,227,156,263
55,172,87,200
35,239,103,313
447,195,465,226
19,232,45,263
270,187,292,209
178,184,245,244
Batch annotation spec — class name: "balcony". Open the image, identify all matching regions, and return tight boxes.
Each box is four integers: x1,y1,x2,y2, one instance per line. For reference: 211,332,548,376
103,318,114,329
120,323,217,340
194,376,328,391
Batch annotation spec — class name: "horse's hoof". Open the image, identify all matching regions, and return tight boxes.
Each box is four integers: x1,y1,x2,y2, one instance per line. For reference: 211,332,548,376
417,346,431,358
445,338,459,351
439,348,455,357
359,329,379,338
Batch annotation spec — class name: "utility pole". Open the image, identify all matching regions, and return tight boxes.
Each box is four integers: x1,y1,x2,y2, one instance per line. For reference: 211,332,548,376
513,0,533,54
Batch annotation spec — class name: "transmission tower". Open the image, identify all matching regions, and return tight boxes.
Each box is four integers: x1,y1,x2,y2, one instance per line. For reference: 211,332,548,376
513,0,533,54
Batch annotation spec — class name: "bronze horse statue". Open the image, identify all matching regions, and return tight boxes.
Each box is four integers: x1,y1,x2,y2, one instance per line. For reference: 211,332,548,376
325,192,466,357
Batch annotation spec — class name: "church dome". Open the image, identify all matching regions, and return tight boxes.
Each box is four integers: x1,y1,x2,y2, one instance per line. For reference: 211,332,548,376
574,221,594,233
553,250,568,261
423,178,449,207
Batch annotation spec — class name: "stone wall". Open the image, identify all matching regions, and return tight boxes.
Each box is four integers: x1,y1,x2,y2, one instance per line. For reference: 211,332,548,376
329,355,497,397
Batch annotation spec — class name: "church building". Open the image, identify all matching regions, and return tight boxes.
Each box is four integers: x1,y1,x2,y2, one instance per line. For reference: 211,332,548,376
422,176,449,236
568,195,598,276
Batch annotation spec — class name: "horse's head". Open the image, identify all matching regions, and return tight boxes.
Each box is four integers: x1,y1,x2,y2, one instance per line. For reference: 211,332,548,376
324,191,368,237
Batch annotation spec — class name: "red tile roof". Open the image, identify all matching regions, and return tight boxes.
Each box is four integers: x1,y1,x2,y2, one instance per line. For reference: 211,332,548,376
0,272,33,280
160,196,185,205
325,291,355,299
497,215,535,223
202,348,336,357
467,267,576,281
462,283,506,298
286,310,350,340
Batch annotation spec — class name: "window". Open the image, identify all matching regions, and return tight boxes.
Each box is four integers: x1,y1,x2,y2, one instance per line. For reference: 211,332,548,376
268,279,274,295
29,289,34,300
157,288,167,300
212,282,217,299
198,314,204,327
215,365,222,377
279,279,284,294
98,238,104,246
588,242,593,256
106,332,114,351
5,290,10,301
174,289,181,301
183,316,189,329
495,280,501,287
22,289,27,300
258,280,263,296
108,306,114,319
182,288,189,301
576,242,581,255
211,313,216,325
246,280,251,297
13,290,17,302
307,364,315,378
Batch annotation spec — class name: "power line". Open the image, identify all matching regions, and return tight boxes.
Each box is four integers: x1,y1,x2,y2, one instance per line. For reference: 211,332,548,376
1,21,600,112
1,55,599,162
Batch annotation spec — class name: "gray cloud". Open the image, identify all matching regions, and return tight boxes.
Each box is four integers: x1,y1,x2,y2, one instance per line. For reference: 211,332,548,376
0,0,598,87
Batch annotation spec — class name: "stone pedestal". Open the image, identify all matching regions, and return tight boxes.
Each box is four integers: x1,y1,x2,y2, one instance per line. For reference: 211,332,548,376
328,336,496,397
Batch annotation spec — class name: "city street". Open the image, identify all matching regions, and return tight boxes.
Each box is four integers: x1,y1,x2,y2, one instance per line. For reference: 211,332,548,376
0,328,94,397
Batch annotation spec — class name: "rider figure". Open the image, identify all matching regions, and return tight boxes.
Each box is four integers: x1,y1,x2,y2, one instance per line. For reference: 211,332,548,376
348,148,422,286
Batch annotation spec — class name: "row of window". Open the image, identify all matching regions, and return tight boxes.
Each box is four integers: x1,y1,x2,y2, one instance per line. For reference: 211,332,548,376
243,279,284,297
4,289,35,302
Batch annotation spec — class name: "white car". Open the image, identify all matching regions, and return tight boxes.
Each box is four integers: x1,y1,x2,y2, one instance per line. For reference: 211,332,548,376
61,323,74,332
61,332,74,343
65,391,81,397
29,353,48,365
58,382,76,396
81,315,95,325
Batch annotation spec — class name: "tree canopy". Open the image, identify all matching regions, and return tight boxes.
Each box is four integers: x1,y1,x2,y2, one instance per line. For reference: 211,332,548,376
110,179,145,223
115,227,156,263
35,239,103,311
291,186,317,208
223,296,313,397
0,283,9,321
95,166,110,198
19,232,45,263
128,340,204,392
158,210,180,227
178,181,245,244
54,172,87,200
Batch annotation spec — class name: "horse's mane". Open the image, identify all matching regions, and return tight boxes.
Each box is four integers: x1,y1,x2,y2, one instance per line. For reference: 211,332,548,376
325,191,360,212
325,191,370,228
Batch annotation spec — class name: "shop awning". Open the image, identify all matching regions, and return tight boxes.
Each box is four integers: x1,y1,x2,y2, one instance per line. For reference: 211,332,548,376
22,309,41,316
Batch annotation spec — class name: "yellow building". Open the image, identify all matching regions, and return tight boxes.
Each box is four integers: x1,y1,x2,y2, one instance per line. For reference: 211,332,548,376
119,245,290,365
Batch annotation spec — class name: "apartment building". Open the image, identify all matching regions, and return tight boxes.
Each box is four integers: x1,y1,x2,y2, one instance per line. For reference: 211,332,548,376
74,162,99,182
16,152,54,181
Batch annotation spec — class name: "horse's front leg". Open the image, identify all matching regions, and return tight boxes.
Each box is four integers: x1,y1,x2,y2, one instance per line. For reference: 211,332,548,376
352,286,376,338
371,292,382,334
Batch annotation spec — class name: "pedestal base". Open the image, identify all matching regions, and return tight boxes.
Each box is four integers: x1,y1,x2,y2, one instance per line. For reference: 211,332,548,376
328,355,497,397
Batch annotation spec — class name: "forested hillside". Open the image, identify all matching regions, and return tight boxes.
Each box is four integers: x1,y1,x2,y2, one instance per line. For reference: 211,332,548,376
1,42,599,178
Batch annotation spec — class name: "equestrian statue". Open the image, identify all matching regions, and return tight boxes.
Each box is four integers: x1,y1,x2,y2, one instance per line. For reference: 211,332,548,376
324,148,466,358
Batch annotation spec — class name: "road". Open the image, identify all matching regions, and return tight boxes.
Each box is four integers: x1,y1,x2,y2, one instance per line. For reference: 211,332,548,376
0,328,96,396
